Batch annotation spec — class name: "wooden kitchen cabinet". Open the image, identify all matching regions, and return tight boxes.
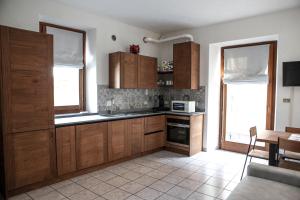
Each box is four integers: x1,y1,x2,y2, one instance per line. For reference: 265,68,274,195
76,123,108,170
138,55,157,88
6,130,56,190
56,126,76,176
0,26,54,133
127,118,145,155
109,52,158,89
108,120,128,161
173,41,200,89
109,52,138,88
145,115,165,133
144,131,165,152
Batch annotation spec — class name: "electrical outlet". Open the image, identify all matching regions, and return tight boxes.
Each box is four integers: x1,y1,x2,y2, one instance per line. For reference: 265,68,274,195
106,100,112,106
145,89,148,95
283,98,291,103
144,101,148,105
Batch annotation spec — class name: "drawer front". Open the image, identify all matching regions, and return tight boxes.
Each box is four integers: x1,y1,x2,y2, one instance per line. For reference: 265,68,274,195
144,131,164,152
145,115,165,133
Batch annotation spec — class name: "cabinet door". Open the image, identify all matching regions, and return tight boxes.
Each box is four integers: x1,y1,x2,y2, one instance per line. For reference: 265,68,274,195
173,42,199,89
127,118,144,156
145,115,165,133
144,131,164,152
138,55,157,88
108,120,128,161
121,52,138,88
76,123,108,170
0,26,54,133
56,126,76,176
7,129,55,189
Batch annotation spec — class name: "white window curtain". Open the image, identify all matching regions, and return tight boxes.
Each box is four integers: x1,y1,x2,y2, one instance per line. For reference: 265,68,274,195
223,44,270,84
47,27,84,68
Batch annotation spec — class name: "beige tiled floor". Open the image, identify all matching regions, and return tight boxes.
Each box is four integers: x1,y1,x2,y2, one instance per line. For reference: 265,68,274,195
9,150,267,200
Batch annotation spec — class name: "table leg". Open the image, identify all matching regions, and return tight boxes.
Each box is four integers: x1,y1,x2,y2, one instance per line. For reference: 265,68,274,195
269,143,278,166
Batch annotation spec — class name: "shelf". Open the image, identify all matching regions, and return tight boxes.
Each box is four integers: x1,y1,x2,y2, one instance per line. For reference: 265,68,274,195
158,71,173,74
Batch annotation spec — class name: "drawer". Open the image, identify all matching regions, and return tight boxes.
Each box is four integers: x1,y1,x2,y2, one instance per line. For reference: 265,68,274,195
144,131,164,151
145,115,165,133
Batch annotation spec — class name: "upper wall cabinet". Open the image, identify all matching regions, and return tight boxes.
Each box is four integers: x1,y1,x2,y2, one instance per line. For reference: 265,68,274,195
109,52,157,89
138,55,157,89
173,41,200,89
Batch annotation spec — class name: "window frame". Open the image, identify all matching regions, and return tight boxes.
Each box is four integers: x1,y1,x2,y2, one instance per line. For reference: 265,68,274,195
39,22,86,114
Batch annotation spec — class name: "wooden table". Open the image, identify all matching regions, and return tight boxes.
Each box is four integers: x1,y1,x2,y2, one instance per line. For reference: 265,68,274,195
257,130,292,166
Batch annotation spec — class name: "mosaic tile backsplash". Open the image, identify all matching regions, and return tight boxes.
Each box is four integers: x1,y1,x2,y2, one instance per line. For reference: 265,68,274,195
97,85,206,114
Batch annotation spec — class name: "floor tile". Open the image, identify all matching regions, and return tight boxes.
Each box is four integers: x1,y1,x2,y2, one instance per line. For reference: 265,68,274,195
89,182,116,195
27,186,54,199
120,182,146,194
134,175,158,186
106,166,130,176
156,194,181,200
57,183,85,197
147,170,168,179
31,191,65,200
186,192,215,200
197,184,223,197
170,169,194,178
106,176,130,187
71,174,91,182
188,172,210,183
149,180,175,192
158,164,178,173
205,177,229,188
217,189,231,200
77,176,102,188
8,193,32,200
136,187,163,200
121,171,143,181
225,181,239,191
69,190,98,200
166,186,193,200
102,188,131,200
126,195,144,200
177,178,203,191
134,166,154,174
120,162,143,170
50,180,73,190
93,171,117,181
162,174,185,184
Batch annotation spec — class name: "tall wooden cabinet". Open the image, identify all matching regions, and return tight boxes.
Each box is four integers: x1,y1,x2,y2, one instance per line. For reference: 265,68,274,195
109,52,157,89
0,26,54,197
173,41,200,89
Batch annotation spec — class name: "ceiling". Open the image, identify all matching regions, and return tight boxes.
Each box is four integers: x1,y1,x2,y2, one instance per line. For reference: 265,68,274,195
54,0,300,34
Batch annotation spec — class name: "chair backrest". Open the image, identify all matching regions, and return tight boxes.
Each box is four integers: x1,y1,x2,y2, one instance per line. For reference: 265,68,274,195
249,126,257,137
285,127,300,134
278,137,300,153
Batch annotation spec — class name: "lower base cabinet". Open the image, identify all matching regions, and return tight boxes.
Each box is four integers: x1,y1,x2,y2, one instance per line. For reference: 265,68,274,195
56,126,76,176
108,120,128,161
127,118,145,156
76,123,108,170
144,131,165,152
7,129,55,190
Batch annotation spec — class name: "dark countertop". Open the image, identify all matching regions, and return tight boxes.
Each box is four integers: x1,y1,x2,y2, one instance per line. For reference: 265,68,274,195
55,111,205,127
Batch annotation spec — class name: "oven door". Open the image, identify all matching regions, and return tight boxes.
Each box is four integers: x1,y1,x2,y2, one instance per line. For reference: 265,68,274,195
167,123,190,145
172,102,186,112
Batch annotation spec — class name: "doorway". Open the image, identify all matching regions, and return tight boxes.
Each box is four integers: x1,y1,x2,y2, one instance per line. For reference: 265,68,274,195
220,41,277,153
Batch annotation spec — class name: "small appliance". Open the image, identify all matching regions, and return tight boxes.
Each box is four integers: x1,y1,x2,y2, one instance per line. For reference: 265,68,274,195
171,101,195,113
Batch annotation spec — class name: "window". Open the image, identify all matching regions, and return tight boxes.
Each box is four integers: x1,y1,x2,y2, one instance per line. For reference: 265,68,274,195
40,22,86,114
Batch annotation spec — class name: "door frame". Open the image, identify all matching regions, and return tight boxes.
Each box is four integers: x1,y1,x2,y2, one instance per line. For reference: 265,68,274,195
219,41,277,153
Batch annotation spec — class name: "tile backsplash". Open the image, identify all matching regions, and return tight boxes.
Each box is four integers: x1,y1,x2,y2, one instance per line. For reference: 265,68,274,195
97,85,206,113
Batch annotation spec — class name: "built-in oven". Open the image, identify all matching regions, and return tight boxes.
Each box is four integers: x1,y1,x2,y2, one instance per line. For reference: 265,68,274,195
167,118,190,145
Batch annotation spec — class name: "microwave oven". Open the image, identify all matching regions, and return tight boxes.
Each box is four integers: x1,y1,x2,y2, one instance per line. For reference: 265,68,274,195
171,101,195,113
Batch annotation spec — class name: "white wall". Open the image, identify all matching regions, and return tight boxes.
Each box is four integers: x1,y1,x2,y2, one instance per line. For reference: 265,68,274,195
160,7,300,149
0,0,161,112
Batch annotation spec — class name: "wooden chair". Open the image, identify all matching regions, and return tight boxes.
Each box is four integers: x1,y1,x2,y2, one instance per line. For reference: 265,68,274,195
241,126,269,180
277,137,300,171
281,127,300,161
